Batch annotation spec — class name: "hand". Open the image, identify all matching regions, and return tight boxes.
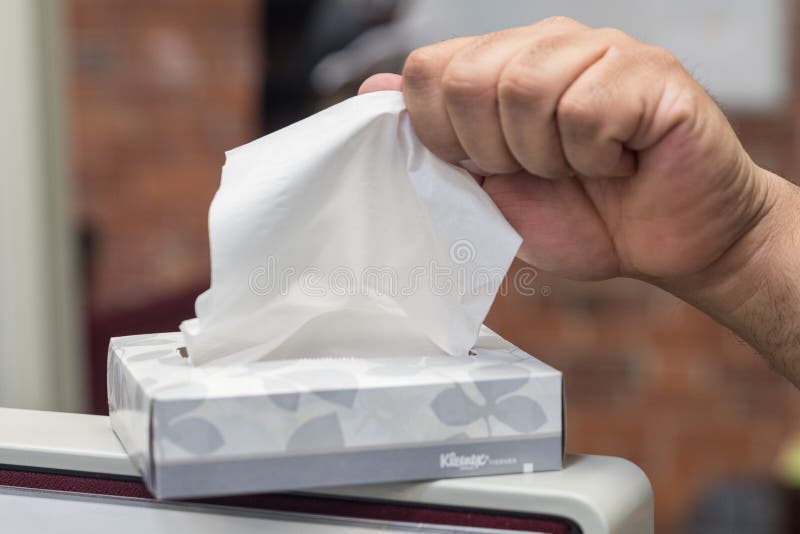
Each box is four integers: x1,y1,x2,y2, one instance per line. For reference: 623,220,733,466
361,17,770,281
359,17,800,384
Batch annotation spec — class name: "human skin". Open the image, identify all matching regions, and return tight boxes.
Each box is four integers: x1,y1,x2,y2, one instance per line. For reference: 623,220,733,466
358,17,800,385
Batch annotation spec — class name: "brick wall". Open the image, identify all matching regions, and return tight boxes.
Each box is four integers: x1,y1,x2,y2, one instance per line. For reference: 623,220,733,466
68,2,800,532
69,0,263,313
491,272,800,532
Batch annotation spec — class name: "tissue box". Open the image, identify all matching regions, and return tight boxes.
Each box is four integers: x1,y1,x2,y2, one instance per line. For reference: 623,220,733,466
108,330,564,499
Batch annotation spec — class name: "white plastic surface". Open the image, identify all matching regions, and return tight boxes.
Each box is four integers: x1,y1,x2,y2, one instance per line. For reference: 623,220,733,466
0,407,138,476
311,455,654,534
1,486,525,534
0,408,653,533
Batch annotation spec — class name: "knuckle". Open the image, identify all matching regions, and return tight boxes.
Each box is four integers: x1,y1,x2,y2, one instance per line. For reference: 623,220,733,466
497,35,568,103
596,27,631,43
403,46,440,84
498,66,549,105
651,46,681,69
557,94,600,135
441,62,493,101
466,30,504,53
526,32,570,57
536,15,579,29
628,44,682,72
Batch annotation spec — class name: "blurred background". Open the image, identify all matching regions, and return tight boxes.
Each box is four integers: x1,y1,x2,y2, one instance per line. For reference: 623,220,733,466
2,0,800,532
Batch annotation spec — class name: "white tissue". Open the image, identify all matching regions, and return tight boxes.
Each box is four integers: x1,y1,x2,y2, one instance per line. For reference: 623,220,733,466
180,91,521,365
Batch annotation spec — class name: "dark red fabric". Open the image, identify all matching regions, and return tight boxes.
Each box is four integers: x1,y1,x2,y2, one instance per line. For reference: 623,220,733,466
201,493,574,532
0,469,152,498
1,468,575,533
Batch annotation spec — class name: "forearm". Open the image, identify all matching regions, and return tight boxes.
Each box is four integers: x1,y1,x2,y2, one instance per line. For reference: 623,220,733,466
659,168,800,384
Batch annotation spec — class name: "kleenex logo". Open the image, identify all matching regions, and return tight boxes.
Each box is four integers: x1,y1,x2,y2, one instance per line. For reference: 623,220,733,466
439,452,490,471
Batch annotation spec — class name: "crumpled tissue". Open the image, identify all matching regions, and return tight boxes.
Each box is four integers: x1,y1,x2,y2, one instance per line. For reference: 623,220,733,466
180,91,521,365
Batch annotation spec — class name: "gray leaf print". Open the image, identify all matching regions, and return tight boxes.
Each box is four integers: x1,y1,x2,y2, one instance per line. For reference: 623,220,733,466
155,383,207,421
271,392,300,411
475,376,528,403
445,432,470,442
286,413,344,452
127,349,174,362
469,364,531,402
431,386,485,426
159,398,205,421
509,349,532,361
492,396,547,433
262,377,300,410
316,389,357,408
164,417,224,454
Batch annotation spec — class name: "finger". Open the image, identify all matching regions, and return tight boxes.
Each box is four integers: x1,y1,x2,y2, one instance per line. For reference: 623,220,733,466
497,28,621,179
441,29,529,174
358,73,402,94
402,37,475,162
443,19,589,175
557,41,675,178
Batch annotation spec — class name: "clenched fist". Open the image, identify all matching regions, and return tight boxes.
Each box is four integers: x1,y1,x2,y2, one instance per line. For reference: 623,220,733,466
359,17,800,385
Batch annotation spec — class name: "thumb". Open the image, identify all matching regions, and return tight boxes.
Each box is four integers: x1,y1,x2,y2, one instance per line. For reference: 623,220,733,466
358,73,402,94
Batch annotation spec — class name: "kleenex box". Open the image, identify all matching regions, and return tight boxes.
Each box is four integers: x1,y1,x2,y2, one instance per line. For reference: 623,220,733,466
108,328,564,499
